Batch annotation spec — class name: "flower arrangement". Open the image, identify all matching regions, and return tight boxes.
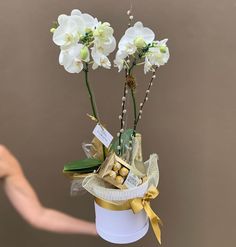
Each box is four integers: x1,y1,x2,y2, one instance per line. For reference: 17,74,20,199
51,7,169,244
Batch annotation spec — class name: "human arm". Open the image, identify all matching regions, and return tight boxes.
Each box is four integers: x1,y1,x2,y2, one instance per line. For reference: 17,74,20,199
0,145,97,235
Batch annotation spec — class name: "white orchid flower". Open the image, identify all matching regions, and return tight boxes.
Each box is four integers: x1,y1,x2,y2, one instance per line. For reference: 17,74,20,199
114,21,156,72
52,9,116,73
114,50,128,72
143,39,169,73
91,22,115,69
118,21,155,54
91,48,111,69
53,15,85,48
93,22,114,43
122,42,137,55
145,39,170,70
144,57,153,74
94,36,116,56
59,44,90,73
71,9,98,30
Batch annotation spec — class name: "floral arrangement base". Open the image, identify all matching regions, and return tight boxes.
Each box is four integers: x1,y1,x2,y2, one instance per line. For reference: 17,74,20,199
94,200,149,244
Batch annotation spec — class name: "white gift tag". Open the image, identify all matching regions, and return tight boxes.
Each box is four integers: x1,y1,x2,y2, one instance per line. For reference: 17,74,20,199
92,124,113,148
124,172,141,189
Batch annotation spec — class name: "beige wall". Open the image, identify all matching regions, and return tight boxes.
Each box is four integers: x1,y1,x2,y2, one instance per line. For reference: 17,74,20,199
0,0,236,246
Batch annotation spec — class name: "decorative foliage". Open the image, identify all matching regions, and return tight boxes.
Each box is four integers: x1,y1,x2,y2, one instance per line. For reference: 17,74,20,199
63,158,101,173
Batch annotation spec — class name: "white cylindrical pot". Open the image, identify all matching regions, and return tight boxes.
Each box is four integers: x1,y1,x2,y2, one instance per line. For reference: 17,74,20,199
94,201,149,244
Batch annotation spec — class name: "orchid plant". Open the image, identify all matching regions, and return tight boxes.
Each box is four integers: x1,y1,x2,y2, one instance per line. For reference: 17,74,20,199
51,9,116,160
51,9,167,244
51,8,170,161
51,9,115,119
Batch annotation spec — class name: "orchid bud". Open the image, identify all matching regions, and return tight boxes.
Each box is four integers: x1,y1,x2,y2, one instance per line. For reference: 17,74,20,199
85,28,92,34
80,46,89,61
50,28,56,33
134,37,146,49
160,46,167,53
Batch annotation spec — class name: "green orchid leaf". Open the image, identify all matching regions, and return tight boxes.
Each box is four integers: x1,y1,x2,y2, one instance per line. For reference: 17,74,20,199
63,158,101,173
110,128,134,155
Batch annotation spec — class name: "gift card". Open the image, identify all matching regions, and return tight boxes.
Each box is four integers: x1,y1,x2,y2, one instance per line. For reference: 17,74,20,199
92,124,113,148
124,171,141,188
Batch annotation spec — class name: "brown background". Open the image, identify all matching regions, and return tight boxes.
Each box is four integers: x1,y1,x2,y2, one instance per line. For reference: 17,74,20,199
0,0,235,246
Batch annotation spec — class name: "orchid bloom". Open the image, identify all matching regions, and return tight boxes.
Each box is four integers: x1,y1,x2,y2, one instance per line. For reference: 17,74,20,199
52,9,116,73
118,21,155,55
53,14,85,48
59,44,90,73
144,39,170,73
114,21,169,73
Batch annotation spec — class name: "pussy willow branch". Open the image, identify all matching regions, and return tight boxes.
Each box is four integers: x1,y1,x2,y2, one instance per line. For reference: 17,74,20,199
133,66,158,135
127,1,134,27
83,62,106,160
130,87,137,134
118,70,128,155
128,58,138,137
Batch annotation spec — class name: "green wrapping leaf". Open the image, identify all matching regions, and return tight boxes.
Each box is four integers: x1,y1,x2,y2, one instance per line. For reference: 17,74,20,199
110,128,134,155
63,158,101,173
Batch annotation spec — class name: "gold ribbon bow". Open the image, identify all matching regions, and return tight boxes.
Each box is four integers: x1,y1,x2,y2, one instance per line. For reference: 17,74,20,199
130,185,163,244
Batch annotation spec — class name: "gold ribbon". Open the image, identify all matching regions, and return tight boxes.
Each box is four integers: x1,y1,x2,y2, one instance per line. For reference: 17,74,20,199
130,185,162,244
95,185,162,244
95,198,131,211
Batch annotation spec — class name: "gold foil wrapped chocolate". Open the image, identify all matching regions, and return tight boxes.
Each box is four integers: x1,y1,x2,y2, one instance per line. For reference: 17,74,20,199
115,175,124,184
113,162,122,172
119,167,129,177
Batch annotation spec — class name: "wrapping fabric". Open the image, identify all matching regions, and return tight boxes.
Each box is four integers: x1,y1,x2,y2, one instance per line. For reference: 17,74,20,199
82,153,159,202
71,179,87,196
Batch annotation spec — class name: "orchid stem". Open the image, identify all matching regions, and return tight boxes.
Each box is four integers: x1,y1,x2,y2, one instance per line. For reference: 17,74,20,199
84,63,98,119
83,62,106,161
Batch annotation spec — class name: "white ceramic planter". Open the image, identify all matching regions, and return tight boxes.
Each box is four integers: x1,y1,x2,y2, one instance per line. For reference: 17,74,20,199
94,200,149,244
